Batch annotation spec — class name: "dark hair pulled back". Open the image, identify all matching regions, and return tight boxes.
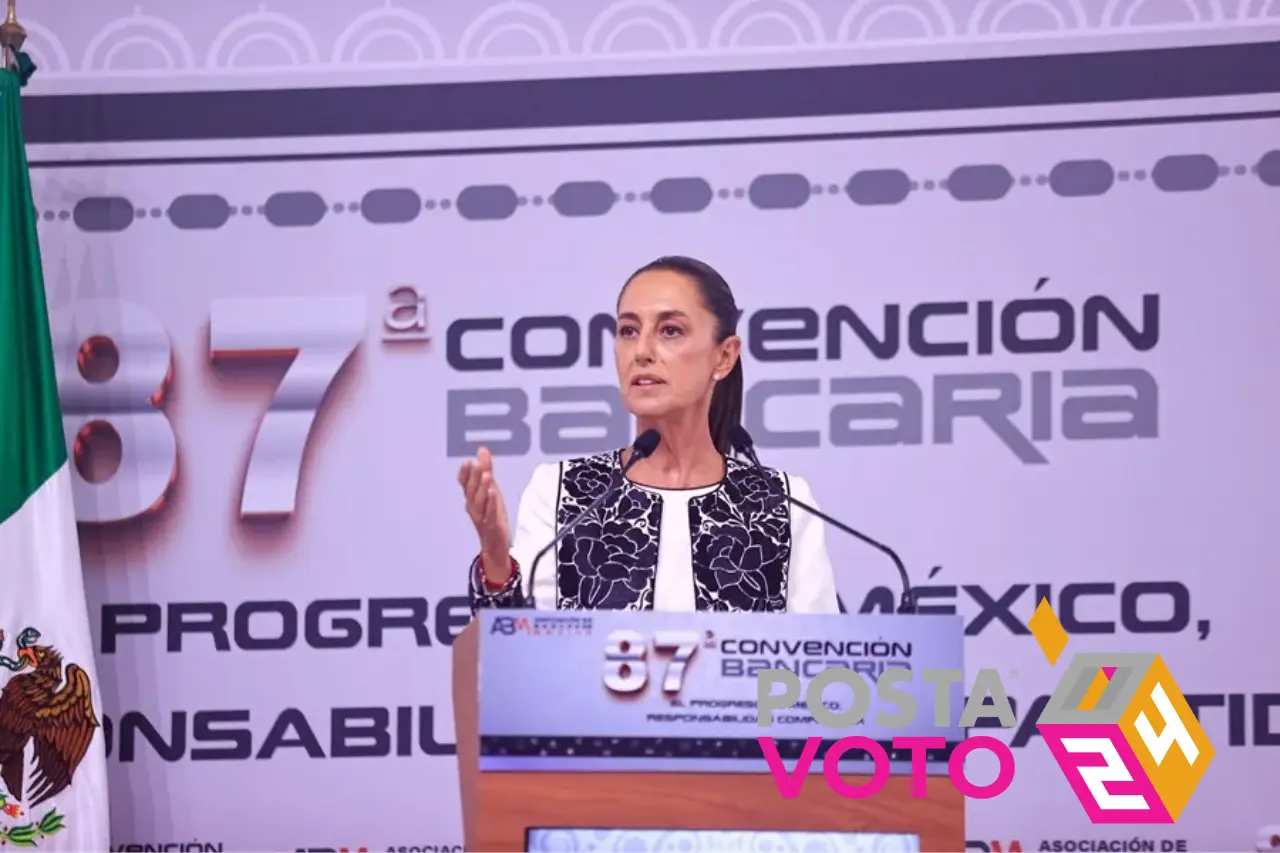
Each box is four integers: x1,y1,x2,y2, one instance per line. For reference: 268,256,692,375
620,255,743,455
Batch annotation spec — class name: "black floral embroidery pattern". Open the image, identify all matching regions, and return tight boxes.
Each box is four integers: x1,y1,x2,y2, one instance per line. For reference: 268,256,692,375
555,452,662,609
689,457,791,612
470,449,794,613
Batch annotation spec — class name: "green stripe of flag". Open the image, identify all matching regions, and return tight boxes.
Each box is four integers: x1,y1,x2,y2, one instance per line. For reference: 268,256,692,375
0,57,67,526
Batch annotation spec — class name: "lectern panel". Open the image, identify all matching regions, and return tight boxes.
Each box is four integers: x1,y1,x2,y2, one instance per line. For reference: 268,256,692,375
476,610,965,774
473,769,963,852
456,613,968,851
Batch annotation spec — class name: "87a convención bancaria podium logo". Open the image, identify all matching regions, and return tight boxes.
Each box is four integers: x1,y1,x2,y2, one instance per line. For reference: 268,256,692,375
1031,601,1215,823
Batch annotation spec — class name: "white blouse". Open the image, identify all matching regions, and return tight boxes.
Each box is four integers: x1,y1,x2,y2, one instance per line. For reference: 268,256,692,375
506,462,841,613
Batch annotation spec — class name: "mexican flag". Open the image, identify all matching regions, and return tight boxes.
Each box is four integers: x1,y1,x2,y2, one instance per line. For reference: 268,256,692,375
0,53,110,850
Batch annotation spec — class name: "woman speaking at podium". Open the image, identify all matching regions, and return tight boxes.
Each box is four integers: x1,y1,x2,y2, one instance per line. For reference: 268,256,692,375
457,256,839,615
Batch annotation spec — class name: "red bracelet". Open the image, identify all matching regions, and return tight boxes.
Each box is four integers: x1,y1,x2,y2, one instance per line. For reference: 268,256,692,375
479,554,518,591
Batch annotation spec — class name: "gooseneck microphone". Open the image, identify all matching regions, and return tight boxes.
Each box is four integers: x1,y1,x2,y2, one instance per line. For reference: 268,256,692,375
729,425,915,614
525,429,662,608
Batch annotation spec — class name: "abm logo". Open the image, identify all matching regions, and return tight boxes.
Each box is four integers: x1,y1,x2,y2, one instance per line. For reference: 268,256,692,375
1030,600,1214,823
488,615,592,637
490,617,530,636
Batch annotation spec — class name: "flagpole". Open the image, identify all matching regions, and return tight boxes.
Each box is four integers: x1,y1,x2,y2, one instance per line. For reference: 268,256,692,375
0,0,24,69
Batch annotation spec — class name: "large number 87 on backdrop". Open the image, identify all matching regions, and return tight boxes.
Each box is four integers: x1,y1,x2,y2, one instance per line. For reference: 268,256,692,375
49,296,368,524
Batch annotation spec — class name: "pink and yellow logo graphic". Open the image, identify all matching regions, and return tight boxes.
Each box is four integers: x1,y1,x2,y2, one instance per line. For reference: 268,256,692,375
1028,599,1214,824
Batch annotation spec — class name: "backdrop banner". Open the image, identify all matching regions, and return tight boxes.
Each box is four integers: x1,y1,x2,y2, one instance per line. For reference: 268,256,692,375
20,1,1280,851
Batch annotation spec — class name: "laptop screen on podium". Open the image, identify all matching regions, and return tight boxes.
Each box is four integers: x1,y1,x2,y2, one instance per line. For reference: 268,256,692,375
525,828,920,852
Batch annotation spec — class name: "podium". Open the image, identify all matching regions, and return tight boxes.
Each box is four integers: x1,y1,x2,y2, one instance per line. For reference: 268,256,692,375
453,609,966,852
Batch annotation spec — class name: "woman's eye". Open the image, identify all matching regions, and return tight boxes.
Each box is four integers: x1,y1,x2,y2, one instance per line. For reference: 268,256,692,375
617,325,637,337
661,325,682,337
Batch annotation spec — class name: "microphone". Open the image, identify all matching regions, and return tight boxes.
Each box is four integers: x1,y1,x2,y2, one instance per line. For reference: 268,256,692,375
526,429,662,608
729,425,916,614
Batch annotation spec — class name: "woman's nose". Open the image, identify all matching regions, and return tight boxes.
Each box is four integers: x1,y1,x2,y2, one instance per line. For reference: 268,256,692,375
633,331,656,361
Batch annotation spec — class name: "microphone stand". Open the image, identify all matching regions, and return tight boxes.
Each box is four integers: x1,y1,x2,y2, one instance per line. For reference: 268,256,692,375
736,443,916,614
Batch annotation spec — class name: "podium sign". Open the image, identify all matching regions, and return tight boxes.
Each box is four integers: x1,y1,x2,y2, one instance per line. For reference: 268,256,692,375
476,609,965,774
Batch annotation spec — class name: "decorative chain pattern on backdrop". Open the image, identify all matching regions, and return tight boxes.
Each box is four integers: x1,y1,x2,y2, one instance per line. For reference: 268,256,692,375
35,152,1280,231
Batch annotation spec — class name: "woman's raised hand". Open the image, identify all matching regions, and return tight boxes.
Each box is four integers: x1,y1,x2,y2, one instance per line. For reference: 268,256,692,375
457,447,513,582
